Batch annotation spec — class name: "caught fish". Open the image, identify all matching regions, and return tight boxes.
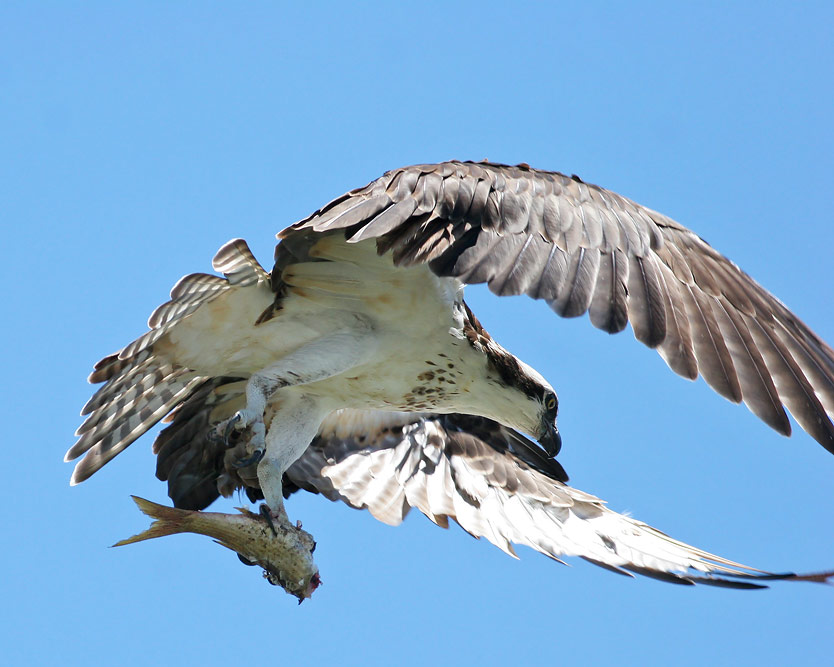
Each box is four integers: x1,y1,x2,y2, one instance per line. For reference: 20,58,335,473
114,496,320,602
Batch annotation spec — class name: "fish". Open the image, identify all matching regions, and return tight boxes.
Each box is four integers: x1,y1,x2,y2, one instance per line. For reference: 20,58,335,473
113,496,320,602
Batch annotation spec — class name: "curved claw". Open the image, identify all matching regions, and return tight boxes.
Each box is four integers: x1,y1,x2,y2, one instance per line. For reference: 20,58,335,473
224,413,243,444
232,447,265,469
237,553,257,566
208,414,245,447
259,504,278,536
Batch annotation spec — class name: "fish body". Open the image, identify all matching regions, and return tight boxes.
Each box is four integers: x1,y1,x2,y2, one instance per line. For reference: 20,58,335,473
114,496,320,602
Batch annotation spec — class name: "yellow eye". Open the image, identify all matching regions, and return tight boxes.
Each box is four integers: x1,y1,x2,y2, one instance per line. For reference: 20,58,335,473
546,396,556,411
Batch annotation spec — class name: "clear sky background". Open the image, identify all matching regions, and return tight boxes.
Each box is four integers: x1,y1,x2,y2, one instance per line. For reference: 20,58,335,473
3,3,833,666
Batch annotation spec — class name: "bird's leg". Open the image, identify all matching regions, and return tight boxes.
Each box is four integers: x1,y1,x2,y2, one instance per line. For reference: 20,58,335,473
257,391,332,524
217,326,377,470
220,374,277,464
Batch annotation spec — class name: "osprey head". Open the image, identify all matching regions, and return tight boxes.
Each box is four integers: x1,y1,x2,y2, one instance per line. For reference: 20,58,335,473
478,348,562,458
536,387,562,457
460,301,562,457
512,359,561,457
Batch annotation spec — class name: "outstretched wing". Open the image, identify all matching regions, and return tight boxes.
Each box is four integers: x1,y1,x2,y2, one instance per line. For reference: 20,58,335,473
284,409,822,588
284,161,834,452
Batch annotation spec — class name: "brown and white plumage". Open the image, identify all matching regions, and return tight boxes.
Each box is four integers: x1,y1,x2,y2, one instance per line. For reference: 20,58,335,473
152,391,825,589
69,160,834,589
67,240,269,484
288,161,834,451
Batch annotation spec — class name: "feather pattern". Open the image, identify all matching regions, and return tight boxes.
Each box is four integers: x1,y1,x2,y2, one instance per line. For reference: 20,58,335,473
278,410,808,588
140,378,824,589
589,248,629,333
67,239,271,483
68,371,203,484
286,161,834,451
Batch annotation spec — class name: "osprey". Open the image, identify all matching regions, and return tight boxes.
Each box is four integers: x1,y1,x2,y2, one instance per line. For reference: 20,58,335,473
69,161,834,588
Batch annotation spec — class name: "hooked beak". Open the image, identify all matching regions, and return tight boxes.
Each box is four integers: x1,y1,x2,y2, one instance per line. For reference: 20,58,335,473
538,422,562,458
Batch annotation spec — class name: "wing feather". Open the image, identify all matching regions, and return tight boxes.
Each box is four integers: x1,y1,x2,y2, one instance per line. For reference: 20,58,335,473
714,301,790,434
284,160,834,451
681,284,743,402
486,233,546,297
589,249,630,334
69,239,269,484
626,255,667,348
145,388,830,587
747,318,834,451
278,410,822,588
549,246,601,319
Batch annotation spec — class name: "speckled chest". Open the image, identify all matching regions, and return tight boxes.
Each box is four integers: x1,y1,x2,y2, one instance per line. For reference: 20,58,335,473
400,352,470,411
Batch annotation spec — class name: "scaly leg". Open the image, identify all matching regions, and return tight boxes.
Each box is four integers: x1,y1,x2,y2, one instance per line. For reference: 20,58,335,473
215,326,376,491
256,390,332,523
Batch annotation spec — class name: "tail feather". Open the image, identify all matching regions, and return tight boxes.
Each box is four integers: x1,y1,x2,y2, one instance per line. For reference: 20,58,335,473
69,365,198,459
151,274,228,327
88,351,148,385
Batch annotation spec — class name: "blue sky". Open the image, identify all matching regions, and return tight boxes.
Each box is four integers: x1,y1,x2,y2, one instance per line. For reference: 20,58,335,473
3,2,833,665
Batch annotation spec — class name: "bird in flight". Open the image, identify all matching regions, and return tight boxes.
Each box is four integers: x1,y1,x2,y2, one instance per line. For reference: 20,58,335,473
69,161,834,589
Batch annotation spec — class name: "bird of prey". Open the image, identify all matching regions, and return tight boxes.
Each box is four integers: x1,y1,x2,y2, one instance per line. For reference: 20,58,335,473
68,161,834,588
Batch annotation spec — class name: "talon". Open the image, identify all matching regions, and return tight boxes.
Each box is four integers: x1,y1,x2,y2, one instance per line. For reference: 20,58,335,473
223,413,243,445
259,504,278,536
237,553,257,566
233,447,264,469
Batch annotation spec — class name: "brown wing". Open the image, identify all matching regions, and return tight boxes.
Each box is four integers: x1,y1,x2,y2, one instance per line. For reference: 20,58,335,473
284,161,834,452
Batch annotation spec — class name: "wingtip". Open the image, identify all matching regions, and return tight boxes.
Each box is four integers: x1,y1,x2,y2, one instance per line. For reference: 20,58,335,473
69,460,91,486
785,569,834,584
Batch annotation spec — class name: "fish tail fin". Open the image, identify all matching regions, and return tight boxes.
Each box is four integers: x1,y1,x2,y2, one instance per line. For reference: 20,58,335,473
112,496,193,546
